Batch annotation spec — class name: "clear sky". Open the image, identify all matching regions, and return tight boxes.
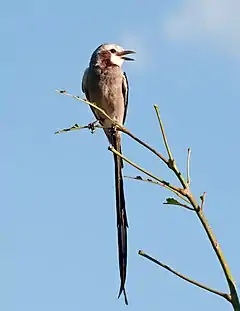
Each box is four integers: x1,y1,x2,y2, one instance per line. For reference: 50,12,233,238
1,0,240,310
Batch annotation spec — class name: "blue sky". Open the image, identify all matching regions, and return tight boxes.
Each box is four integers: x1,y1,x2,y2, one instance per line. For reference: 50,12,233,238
1,0,240,310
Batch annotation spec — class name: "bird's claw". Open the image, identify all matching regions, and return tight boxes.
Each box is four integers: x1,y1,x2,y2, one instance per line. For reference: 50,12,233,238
88,121,97,133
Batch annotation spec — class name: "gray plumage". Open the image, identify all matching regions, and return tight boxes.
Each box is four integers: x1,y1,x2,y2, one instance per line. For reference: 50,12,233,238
82,43,135,305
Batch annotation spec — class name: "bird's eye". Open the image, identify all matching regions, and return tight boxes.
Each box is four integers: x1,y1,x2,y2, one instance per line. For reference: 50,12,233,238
110,49,116,53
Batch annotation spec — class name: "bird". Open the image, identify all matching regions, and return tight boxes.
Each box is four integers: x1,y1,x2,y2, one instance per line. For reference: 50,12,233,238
81,43,135,304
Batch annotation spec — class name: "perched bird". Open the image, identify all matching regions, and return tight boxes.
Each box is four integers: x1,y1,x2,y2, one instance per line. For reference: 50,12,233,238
82,43,135,304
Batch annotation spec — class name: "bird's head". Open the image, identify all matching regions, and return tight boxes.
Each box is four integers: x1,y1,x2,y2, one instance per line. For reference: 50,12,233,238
90,43,135,68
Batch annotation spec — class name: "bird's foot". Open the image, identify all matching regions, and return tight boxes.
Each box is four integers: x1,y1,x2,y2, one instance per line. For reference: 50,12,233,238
88,120,98,133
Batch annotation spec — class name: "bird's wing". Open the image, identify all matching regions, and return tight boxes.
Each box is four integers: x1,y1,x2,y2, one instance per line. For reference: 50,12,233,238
82,67,99,121
122,72,129,125
82,67,91,99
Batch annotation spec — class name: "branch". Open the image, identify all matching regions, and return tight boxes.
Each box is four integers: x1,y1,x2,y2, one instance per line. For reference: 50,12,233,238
138,250,231,303
56,90,119,127
56,89,240,310
55,122,102,135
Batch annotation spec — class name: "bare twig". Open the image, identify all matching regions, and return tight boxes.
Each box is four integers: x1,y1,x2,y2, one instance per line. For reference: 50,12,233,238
55,122,102,135
138,250,231,302
123,127,169,165
56,89,120,125
55,124,88,134
124,175,162,186
154,104,173,162
187,148,191,185
124,175,190,204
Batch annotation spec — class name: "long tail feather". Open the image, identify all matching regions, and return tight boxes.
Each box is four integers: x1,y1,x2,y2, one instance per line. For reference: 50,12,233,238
112,133,128,305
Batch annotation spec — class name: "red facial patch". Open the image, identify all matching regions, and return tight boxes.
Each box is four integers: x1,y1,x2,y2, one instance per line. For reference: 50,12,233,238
99,50,116,68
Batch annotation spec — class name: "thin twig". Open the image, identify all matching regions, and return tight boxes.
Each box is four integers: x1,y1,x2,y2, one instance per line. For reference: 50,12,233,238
154,105,173,162
108,146,181,193
124,175,190,204
122,127,169,165
124,175,163,186
163,198,194,211
187,148,191,185
55,122,103,135
138,250,231,302
55,124,88,134
56,90,120,126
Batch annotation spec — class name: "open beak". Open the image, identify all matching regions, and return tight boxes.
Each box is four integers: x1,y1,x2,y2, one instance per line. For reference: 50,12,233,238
117,50,136,61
